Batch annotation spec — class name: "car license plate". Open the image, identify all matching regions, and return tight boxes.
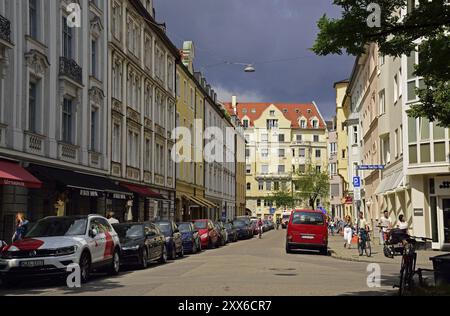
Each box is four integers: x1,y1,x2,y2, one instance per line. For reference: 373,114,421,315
20,260,44,268
301,235,315,240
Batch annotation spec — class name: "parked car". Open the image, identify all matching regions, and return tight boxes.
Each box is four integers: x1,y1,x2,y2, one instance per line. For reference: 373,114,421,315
214,221,228,246
154,220,184,260
266,220,275,231
193,219,219,249
236,216,252,227
286,210,328,255
233,220,253,240
113,222,167,269
0,215,121,286
177,222,201,254
224,222,238,242
262,220,270,232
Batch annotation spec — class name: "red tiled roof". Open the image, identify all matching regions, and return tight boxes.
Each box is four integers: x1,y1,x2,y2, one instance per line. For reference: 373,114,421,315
223,102,326,129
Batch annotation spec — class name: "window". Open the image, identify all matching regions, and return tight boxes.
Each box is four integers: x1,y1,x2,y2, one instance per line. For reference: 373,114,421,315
342,149,346,159
316,166,321,173
245,148,250,158
266,119,278,130
62,98,73,143
258,181,264,191
399,125,403,156
176,74,180,97
266,181,272,191
330,143,337,154
278,149,285,158
247,183,251,191
261,133,268,142
353,126,358,145
379,89,386,115
296,134,302,142
144,138,151,171
394,74,399,102
274,182,280,191
257,199,261,207
394,129,399,158
299,148,306,158
29,81,37,133
278,134,285,142
90,108,98,151
330,163,337,175
243,120,249,129
62,16,73,58
261,165,269,174
382,136,390,165
127,130,140,168
112,123,121,162
270,110,275,117
300,120,306,129
313,135,319,142
298,165,305,174
312,120,318,129
278,165,285,174
246,164,251,174
29,0,38,39
91,39,97,78
261,148,268,158
315,149,321,158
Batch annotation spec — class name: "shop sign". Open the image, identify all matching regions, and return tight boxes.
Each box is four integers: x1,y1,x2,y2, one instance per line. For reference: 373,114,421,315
80,190,99,197
344,196,353,204
1,179,26,187
435,177,450,195
414,208,424,216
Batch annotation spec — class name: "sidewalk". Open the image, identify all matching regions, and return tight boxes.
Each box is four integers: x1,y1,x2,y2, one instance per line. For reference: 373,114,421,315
328,235,448,269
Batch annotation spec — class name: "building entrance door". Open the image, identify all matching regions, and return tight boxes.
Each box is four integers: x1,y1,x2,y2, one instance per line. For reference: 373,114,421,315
443,199,450,244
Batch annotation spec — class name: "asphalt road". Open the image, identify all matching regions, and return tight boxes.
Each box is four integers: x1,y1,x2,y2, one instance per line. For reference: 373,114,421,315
0,229,402,296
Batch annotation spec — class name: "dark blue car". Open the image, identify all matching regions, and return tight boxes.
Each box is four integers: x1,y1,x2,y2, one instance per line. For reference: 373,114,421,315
177,222,201,254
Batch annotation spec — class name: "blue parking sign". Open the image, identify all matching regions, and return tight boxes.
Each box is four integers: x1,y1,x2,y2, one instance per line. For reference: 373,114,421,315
353,176,361,188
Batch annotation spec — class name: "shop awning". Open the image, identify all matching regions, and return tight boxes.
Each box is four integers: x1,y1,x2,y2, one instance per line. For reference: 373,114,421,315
375,170,404,195
195,196,219,208
121,182,165,200
0,160,42,189
183,195,218,208
27,164,132,198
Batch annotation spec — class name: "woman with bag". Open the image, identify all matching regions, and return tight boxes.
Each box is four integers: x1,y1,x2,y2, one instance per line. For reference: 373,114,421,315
343,215,353,249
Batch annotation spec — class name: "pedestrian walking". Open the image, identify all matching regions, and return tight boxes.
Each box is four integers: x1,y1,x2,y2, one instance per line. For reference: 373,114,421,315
257,218,263,239
106,212,119,224
343,215,353,249
378,210,392,244
276,217,281,230
12,212,29,243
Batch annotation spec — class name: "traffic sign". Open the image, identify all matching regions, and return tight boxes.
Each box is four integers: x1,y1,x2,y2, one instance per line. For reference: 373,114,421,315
354,187,361,201
353,176,361,188
357,165,385,170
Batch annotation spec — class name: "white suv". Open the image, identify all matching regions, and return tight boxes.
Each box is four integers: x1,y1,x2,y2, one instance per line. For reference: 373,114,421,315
0,215,121,285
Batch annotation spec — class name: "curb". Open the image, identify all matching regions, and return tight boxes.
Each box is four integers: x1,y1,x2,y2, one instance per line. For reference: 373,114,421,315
329,249,396,265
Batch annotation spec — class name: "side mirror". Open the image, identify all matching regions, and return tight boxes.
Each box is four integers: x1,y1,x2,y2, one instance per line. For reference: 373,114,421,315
89,228,98,238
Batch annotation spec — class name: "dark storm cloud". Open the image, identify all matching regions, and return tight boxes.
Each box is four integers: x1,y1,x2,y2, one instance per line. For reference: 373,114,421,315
154,0,354,119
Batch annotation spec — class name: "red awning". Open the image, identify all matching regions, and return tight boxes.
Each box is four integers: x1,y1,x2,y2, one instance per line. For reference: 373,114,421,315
120,183,165,200
0,161,42,189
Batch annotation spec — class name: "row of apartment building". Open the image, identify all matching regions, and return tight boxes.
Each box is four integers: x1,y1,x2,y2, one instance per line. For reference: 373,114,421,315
329,13,450,250
0,0,245,241
222,99,329,219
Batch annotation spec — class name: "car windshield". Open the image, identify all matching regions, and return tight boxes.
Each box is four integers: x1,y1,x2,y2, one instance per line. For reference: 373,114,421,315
178,223,192,233
193,221,207,229
156,222,172,236
233,220,246,228
237,217,250,225
224,223,232,229
26,217,87,237
113,224,144,240
292,212,324,226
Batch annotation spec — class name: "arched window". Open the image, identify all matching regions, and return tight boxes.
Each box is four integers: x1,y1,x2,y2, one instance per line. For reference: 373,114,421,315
246,183,251,190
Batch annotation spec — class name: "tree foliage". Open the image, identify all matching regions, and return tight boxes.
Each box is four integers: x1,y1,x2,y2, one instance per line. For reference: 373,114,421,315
293,164,329,210
312,0,450,126
266,189,294,210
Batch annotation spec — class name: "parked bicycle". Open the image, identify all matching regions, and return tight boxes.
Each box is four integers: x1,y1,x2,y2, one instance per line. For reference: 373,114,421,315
382,229,433,295
358,228,372,257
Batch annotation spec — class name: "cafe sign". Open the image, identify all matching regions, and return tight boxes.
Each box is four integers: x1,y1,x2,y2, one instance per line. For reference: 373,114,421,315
435,176,450,195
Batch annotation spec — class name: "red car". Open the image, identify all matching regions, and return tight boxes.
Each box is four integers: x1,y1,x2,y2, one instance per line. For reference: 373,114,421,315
286,210,328,255
193,219,219,249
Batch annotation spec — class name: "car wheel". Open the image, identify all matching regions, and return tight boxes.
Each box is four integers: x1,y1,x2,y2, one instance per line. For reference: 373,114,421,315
159,245,168,263
286,243,293,254
192,241,197,254
108,249,120,275
198,239,202,252
141,248,149,269
320,247,328,256
221,236,225,246
79,251,91,283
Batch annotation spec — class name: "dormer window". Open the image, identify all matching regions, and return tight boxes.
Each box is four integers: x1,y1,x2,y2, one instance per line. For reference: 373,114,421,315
242,108,247,114
300,119,306,129
251,108,256,113
283,109,288,113
312,119,318,129
270,110,275,116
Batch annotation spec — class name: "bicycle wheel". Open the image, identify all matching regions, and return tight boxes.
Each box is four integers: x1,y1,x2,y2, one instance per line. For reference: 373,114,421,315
358,240,364,256
365,240,372,257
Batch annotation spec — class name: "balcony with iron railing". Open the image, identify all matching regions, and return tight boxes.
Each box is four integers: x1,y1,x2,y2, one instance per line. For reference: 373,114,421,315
0,14,11,44
59,57,82,84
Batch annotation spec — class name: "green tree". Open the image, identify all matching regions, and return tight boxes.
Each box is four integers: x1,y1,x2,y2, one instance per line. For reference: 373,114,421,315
293,164,329,210
267,189,295,210
312,0,450,126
